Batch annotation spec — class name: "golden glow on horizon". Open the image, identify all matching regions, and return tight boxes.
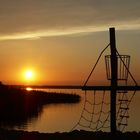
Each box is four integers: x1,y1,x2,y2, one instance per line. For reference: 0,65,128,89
26,87,32,91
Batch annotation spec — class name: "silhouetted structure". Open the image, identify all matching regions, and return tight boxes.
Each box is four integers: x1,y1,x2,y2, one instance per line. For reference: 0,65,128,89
110,28,117,135
2,28,140,136
80,27,140,136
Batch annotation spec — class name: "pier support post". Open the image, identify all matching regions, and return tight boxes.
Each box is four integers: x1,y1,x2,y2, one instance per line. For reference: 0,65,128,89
110,27,117,135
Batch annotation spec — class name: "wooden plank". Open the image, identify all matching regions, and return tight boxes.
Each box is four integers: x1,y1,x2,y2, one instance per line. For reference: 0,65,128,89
82,86,140,91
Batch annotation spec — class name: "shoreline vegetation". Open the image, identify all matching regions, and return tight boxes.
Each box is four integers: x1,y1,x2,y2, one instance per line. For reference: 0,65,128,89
0,82,80,128
0,129,140,140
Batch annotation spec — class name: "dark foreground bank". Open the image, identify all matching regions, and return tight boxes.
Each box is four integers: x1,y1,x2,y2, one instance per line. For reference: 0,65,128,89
0,129,140,140
0,83,80,128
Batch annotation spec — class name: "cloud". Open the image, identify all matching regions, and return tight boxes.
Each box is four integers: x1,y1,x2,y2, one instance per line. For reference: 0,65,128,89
0,0,140,40
0,23,140,41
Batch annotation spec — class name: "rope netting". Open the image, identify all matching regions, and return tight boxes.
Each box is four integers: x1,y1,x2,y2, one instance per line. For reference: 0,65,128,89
71,43,137,132
116,50,137,131
116,90,136,131
71,90,110,131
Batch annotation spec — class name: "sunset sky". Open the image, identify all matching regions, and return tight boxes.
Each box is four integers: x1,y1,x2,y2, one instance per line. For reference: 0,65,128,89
0,0,140,85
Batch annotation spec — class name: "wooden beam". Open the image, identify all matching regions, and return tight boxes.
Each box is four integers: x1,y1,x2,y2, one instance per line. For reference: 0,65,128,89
82,86,140,91
9,85,140,91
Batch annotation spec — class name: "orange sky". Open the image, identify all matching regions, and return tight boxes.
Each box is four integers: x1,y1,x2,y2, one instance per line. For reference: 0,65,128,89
0,0,139,85
0,30,139,85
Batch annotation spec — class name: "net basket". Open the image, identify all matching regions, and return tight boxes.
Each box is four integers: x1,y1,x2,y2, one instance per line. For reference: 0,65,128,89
105,55,130,80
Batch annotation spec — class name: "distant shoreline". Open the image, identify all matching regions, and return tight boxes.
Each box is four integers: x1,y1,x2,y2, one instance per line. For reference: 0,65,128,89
0,83,80,128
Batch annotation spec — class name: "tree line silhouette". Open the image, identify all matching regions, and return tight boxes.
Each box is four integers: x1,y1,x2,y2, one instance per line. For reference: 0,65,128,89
0,82,80,128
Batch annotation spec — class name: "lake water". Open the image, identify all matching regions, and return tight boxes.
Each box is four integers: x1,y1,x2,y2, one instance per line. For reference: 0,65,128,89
6,89,140,133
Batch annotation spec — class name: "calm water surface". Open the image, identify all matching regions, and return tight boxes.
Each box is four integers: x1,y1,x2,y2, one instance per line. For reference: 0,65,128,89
9,89,140,132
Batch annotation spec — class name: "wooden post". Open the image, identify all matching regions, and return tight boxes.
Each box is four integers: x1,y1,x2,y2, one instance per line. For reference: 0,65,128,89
110,27,117,135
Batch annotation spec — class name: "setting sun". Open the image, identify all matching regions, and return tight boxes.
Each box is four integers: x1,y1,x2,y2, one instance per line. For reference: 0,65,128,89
24,70,34,81
25,70,33,79
20,68,40,84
